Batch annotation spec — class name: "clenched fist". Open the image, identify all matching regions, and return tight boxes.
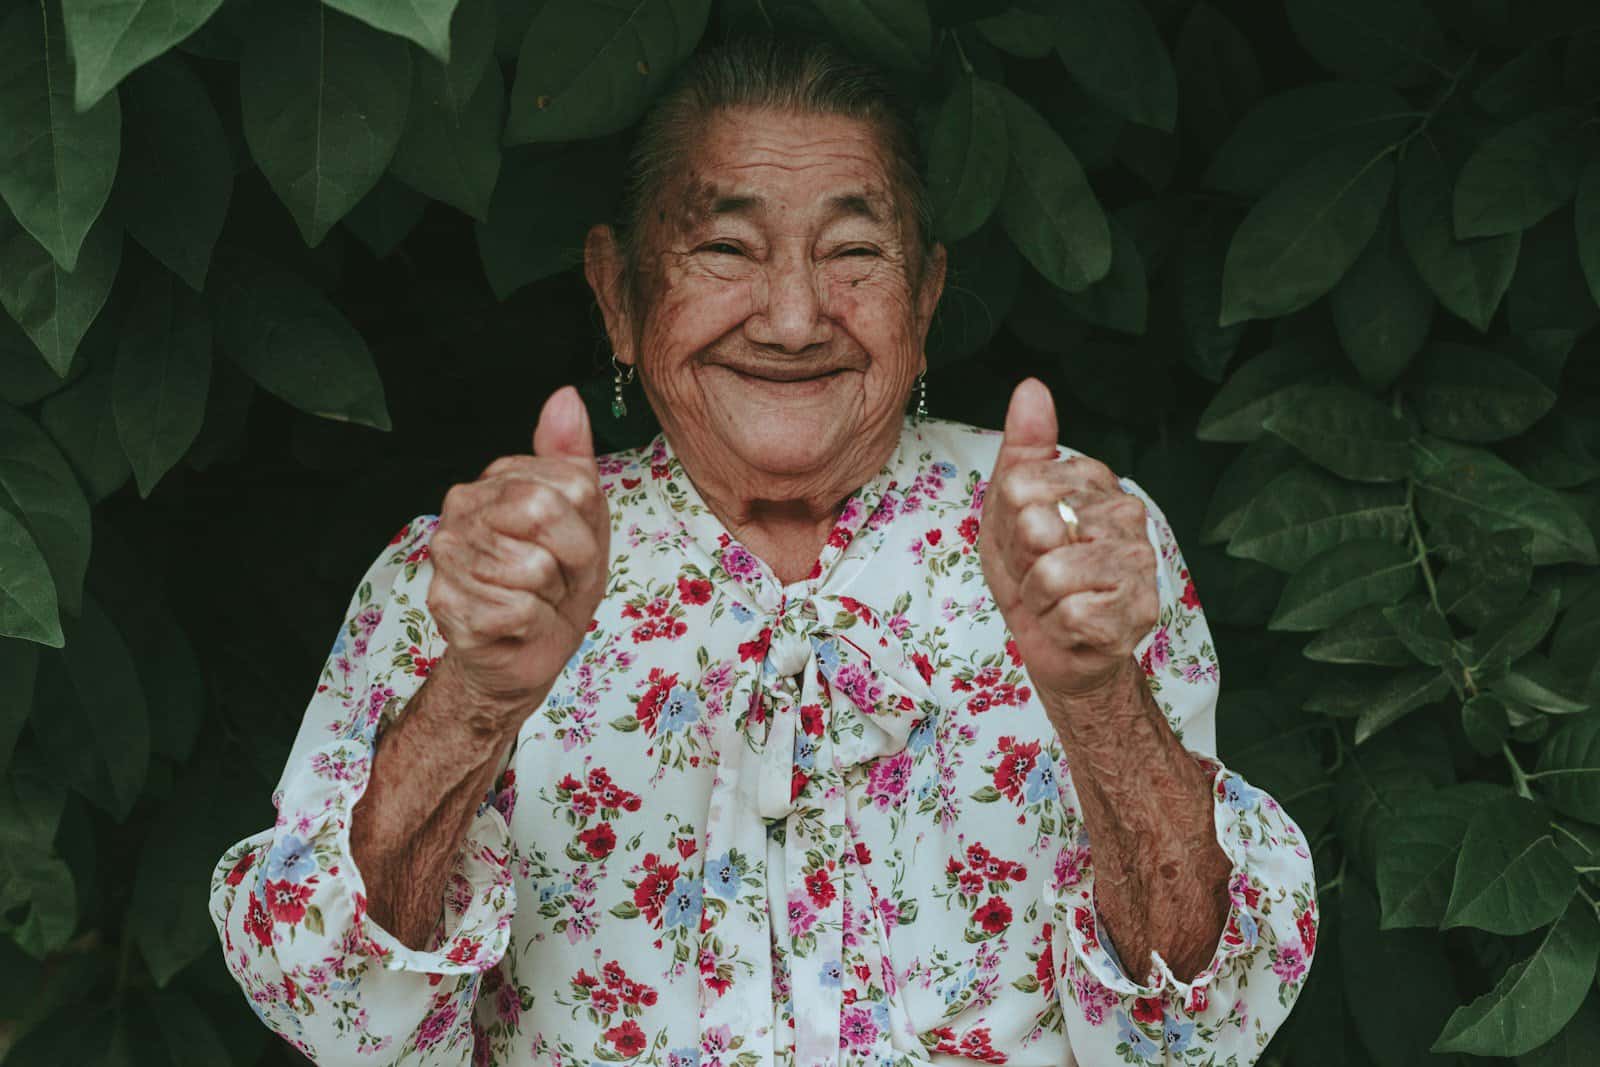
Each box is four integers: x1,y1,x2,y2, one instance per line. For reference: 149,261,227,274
426,386,611,725
979,379,1159,702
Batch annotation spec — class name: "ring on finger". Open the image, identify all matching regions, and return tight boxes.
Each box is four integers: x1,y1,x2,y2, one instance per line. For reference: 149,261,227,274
1056,497,1083,543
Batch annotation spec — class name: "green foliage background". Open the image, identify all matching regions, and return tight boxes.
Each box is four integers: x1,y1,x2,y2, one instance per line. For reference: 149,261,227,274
1,0,1599,1062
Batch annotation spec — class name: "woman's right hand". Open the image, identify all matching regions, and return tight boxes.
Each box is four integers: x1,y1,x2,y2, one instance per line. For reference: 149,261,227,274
425,385,611,732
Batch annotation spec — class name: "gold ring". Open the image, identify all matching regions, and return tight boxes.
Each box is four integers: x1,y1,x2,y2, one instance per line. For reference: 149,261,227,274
1056,498,1082,542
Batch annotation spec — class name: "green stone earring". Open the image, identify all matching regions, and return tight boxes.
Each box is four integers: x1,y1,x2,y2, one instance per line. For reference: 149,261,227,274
611,354,636,419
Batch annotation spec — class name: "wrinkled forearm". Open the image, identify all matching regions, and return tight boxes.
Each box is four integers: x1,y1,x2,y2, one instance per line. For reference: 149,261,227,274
349,651,529,949
1040,658,1232,981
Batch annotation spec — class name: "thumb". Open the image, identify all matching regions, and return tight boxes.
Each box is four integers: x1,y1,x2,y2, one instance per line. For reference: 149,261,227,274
532,385,596,463
994,378,1059,473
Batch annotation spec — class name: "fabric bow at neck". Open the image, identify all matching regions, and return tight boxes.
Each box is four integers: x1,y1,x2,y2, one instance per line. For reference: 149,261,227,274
698,591,937,1066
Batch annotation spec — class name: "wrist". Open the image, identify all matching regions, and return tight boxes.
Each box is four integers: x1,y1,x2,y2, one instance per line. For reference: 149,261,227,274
431,651,544,744
1038,654,1144,730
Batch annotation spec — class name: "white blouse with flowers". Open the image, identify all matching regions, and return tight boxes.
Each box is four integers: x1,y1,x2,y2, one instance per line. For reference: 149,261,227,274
209,415,1317,1067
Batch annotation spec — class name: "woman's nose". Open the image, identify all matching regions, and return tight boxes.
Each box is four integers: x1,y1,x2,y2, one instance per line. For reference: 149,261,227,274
747,254,831,352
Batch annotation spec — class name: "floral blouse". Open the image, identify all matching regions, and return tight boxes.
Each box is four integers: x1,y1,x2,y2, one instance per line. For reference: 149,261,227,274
210,416,1317,1067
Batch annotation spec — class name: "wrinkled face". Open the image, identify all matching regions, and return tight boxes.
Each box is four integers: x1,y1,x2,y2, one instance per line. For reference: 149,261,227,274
604,108,944,496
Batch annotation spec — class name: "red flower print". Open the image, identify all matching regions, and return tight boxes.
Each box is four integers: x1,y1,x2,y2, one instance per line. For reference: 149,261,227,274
969,691,992,714
912,652,934,685
389,522,410,544
225,850,256,886
738,627,772,663
1132,996,1164,1024
1298,907,1317,955
445,936,479,965
992,737,1040,803
958,514,980,545
408,646,438,676
1187,983,1209,1013
854,842,872,866
634,671,678,735
1073,905,1099,949
622,476,641,489
677,576,712,604
791,767,810,803
405,543,430,564
590,987,620,1014
1004,638,1023,666
605,1020,647,1056
245,892,273,947
800,702,825,738
633,858,679,926
578,823,617,859
1181,575,1201,610
558,772,582,793
925,528,942,545
602,959,628,987
573,969,599,990
621,978,658,1006
805,868,837,909
264,878,314,925
958,870,984,896
974,896,1013,933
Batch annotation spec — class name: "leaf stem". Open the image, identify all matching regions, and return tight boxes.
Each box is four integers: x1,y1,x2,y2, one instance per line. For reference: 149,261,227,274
951,32,974,75
1502,742,1534,801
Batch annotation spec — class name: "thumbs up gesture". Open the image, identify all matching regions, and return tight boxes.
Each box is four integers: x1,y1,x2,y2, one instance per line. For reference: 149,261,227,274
426,386,612,725
978,379,1159,703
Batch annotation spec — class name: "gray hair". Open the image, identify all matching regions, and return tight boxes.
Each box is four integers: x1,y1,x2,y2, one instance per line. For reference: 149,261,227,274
611,34,936,305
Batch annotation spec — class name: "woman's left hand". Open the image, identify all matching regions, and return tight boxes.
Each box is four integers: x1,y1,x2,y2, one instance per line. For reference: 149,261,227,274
978,378,1160,703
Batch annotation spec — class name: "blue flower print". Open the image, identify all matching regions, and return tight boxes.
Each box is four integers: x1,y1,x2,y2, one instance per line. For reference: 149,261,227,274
667,1048,700,1067
815,638,841,678
730,602,754,622
664,874,703,929
1116,1012,1158,1059
933,461,957,477
704,852,740,900
659,686,702,733
329,629,346,658
265,834,316,883
870,1000,890,1031
794,735,818,771
1224,778,1261,813
1238,909,1259,948
819,960,842,988
1024,758,1057,805
1164,1016,1195,1054
906,713,935,753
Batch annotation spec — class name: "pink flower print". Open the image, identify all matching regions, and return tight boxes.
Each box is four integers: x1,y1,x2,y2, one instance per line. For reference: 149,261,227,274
832,663,885,710
865,751,912,810
840,1006,878,1053
496,982,521,1027
1073,969,1118,1027
788,895,818,938
876,894,901,932
415,997,458,1050
702,1024,734,1054
1272,943,1307,983
1054,843,1090,890
720,544,760,582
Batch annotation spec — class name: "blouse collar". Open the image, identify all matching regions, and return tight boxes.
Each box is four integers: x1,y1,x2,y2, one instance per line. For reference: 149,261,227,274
641,417,925,612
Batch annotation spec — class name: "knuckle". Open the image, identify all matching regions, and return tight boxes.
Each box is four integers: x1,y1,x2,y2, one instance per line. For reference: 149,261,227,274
441,483,471,516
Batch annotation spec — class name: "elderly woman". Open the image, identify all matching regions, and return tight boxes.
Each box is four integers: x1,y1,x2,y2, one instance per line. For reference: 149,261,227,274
210,36,1315,1067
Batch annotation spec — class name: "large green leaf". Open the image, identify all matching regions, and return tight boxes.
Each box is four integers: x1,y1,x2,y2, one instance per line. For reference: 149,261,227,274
1262,383,1412,482
1377,782,1502,929
475,143,625,299
1551,586,1600,708
1285,0,1451,87
926,76,1009,244
1303,604,1414,667
927,220,1020,366
1330,222,1433,387
1220,141,1397,325
1435,895,1600,1056
60,0,224,110
1444,794,1576,934
1228,465,1409,572
1577,158,1600,311
1206,82,1416,199
1269,539,1416,632
1468,586,1560,675
391,51,504,220
322,0,461,60
1052,0,1176,132
1172,2,1263,152
1341,876,1462,1067
0,639,39,768
1518,991,1600,1067
0,767,75,957
1413,342,1557,442
1435,520,1533,629
240,0,412,246
1177,208,1245,382
1533,715,1600,823
0,404,93,618
114,55,232,291
995,86,1111,293
1200,437,1301,543
0,513,62,648
1412,437,1597,566
56,595,150,821
1507,210,1600,335
0,2,121,273
0,203,122,377
343,174,428,258
1454,108,1585,239
112,272,212,499
1399,137,1520,333
38,365,131,504
1353,668,1452,744
1058,215,1146,334
815,0,932,72
210,251,390,430
505,0,712,143
1196,338,1341,443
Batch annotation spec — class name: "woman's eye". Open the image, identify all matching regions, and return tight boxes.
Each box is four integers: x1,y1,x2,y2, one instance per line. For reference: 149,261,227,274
702,242,744,256
835,247,879,258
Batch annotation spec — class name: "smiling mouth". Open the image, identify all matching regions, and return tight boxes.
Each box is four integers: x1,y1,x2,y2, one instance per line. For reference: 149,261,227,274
717,365,851,383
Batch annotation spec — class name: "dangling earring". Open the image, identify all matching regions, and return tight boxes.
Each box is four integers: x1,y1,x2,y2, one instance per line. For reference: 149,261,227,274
913,371,928,425
610,353,636,419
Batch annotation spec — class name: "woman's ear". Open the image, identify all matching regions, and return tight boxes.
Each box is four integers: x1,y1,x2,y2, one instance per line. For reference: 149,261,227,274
915,242,948,344
584,224,634,365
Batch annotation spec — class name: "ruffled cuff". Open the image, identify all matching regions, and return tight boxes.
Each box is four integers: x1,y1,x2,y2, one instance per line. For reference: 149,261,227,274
1045,758,1319,1051
266,733,517,979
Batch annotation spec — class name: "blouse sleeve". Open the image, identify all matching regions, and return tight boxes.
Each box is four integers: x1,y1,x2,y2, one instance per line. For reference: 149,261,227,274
1043,478,1319,1065
208,514,517,1066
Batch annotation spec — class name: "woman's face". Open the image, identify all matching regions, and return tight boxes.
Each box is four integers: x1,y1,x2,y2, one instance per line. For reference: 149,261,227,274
591,107,945,500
